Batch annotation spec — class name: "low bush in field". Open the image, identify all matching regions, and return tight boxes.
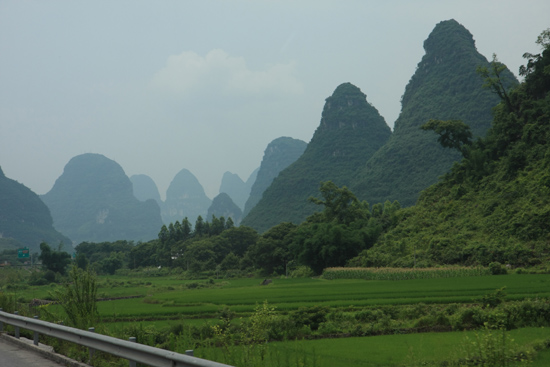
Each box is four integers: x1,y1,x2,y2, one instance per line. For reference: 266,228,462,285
322,266,490,280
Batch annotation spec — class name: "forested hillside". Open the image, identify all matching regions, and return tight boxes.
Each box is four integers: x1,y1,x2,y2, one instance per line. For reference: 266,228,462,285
243,137,307,217
0,167,70,251
351,19,517,207
242,83,391,232
352,29,550,268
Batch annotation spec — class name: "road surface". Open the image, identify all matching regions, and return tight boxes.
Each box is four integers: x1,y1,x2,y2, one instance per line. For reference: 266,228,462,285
0,336,81,367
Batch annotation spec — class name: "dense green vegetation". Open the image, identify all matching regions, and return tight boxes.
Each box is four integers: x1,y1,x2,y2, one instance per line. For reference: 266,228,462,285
4,269,550,366
243,83,392,232
351,19,517,208
41,153,163,245
0,166,70,252
351,28,550,268
49,180,396,278
243,137,307,217
2,22,550,367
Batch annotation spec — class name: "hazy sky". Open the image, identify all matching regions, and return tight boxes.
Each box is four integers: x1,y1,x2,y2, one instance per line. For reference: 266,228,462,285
1,1,548,200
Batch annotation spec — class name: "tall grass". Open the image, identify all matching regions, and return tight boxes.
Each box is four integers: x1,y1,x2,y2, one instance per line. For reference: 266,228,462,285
322,266,490,280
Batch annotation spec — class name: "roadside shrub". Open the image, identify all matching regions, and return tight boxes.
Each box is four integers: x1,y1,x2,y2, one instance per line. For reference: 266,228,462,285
0,292,15,312
355,308,385,322
450,306,485,330
505,298,550,328
414,312,450,329
289,266,314,278
291,305,329,331
267,316,302,340
317,321,343,334
458,326,533,366
489,262,508,275
399,303,428,320
28,272,48,286
50,266,98,329
479,287,507,309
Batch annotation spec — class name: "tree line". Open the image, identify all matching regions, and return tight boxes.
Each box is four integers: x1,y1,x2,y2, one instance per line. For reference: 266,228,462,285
33,181,399,278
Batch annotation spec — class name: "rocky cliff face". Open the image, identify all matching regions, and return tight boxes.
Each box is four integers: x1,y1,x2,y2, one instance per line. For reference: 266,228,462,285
242,83,391,232
163,168,211,224
0,166,71,251
41,153,163,244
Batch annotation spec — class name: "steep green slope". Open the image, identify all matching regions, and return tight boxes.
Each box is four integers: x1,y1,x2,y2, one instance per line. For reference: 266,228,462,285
0,167,71,251
41,154,163,244
360,30,550,268
242,137,307,217
243,83,391,232
351,19,517,207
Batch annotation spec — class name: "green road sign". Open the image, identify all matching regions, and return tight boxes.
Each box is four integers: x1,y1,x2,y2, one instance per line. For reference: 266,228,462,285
17,248,30,258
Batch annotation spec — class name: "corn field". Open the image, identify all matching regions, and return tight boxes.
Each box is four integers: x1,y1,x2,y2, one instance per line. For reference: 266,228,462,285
322,266,490,280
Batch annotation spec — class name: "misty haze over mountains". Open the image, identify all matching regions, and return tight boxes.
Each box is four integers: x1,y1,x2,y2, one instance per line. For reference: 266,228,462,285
0,132,307,248
0,18,532,250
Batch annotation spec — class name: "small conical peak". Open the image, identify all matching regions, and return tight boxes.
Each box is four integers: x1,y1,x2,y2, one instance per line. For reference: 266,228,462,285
166,168,207,200
0,166,4,178
423,19,476,59
320,82,383,130
324,82,365,111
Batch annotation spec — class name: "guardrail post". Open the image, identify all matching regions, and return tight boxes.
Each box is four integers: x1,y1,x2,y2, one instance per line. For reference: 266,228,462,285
185,350,194,356
88,327,95,365
0,308,3,332
14,311,19,339
128,337,137,367
33,316,39,345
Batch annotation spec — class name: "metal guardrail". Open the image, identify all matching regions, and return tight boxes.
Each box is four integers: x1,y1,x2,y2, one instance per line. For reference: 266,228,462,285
0,309,233,367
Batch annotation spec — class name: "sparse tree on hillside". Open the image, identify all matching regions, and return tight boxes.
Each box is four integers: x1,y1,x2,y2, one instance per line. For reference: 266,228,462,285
421,119,472,157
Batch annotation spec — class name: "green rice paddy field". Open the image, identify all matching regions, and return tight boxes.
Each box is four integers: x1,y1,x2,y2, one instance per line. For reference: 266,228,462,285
93,274,550,318
21,273,550,366
231,328,550,367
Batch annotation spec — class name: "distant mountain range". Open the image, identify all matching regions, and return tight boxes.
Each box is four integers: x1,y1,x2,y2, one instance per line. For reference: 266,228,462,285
4,19,521,246
128,138,306,228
